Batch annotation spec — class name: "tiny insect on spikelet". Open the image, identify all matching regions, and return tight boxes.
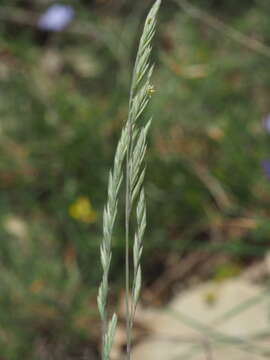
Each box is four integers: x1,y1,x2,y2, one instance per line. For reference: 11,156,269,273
97,1,162,360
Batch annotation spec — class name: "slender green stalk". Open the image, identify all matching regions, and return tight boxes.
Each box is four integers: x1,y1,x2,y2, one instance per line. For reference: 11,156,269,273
125,131,132,357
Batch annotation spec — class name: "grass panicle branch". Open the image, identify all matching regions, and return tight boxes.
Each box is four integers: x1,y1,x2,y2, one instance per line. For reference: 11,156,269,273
125,1,161,359
97,126,128,360
98,1,161,359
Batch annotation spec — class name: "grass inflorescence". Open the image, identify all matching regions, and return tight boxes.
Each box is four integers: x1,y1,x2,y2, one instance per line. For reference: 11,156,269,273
98,1,162,359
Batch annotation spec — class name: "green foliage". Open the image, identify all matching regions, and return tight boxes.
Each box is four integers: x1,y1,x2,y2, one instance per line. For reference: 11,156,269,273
1,0,270,358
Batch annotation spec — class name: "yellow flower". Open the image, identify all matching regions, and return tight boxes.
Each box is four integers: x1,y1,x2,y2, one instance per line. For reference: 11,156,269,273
69,196,97,223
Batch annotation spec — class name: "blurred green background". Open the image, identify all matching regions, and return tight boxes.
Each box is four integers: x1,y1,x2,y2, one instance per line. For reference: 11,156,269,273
1,0,270,358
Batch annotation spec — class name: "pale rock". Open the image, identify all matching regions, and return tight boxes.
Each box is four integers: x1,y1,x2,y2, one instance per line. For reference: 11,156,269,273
131,279,270,360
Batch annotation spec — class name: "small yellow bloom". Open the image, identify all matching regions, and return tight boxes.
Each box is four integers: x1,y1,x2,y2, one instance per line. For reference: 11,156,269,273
69,196,97,224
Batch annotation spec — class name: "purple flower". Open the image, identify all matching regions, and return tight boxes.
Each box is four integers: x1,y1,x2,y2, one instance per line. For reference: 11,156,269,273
261,160,270,179
38,4,75,32
262,114,270,134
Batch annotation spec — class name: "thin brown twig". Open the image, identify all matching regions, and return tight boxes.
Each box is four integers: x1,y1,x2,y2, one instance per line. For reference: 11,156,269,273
202,338,213,360
190,161,233,211
175,0,270,59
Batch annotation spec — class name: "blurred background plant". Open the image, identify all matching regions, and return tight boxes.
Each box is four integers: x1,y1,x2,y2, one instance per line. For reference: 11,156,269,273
1,0,270,359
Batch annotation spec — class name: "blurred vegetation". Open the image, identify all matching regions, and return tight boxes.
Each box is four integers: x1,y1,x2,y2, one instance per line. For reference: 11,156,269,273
1,0,270,358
